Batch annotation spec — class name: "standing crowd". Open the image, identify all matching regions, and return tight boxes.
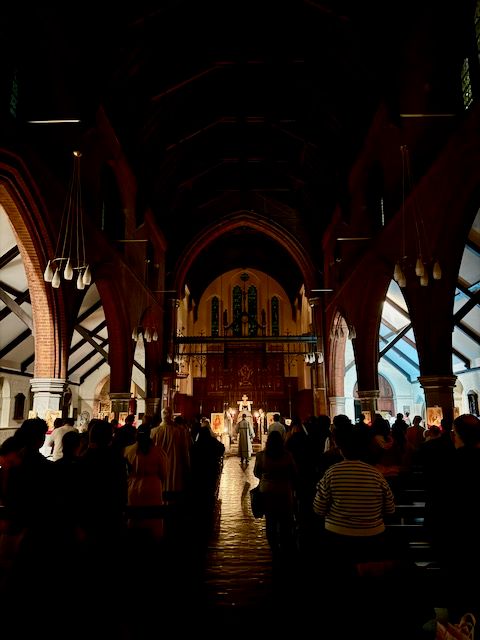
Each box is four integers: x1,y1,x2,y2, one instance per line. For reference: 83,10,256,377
1,406,479,635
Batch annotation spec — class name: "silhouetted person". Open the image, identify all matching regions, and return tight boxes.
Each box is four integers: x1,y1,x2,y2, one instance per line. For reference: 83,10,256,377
112,414,136,454
437,414,480,616
254,430,297,560
191,424,225,538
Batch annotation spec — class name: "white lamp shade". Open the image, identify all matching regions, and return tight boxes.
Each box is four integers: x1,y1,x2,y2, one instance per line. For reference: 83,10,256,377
433,261,442,280
44,260,54,282
52,269,61,288
152,330,159,341
415,258,425,277
398,276,407,288
393,262,402,282
76,272,85,290
82,265,91,285
64,259,74,280
132,327,138,341
144,327,152,342
420,273,429,287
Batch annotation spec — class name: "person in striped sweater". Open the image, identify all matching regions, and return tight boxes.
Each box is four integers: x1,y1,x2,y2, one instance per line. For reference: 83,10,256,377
313,417,395,577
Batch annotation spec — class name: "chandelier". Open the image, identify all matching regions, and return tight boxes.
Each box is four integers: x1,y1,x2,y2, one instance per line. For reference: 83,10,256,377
132,323,158,343
43,151,91,290
132,259,159,342
304,351,324,365
393,145,441,288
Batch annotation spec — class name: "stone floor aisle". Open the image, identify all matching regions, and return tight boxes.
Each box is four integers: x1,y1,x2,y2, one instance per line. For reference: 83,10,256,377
202,452,274,610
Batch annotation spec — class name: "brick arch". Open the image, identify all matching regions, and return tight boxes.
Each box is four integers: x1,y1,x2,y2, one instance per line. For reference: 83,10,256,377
0,152,68,379
328,311,348,398
174,211,318,294
354,374,394,414
95,277,134,392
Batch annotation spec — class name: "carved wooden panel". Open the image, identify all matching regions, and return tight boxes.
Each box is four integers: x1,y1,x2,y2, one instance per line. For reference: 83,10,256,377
193,343,298,416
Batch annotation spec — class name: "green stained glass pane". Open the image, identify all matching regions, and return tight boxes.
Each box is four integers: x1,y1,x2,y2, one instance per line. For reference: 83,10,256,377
461,59,473,109
233,285,242,336
211,296,219,337
248,285,257,336
271,296,279,336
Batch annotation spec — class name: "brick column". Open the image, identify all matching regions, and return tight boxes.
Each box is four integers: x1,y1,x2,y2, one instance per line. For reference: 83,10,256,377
30,378,66,417
357,389,380,421
418,375,457,425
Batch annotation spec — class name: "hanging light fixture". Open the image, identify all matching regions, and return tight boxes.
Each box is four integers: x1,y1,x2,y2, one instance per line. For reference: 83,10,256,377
44,151,91,290
304,351,323,365
393,145,441,288
131,259,159,342
131,319,159,343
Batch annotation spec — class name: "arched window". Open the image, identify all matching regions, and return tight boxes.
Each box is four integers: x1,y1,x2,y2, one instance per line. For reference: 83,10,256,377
13,392,25,421
271,297,279,336
232,286,242,336
248,285,257,336
211,297,219,337
468,390,479,416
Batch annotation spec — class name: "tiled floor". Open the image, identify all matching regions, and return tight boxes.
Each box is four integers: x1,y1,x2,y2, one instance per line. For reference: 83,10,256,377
202,451,274,609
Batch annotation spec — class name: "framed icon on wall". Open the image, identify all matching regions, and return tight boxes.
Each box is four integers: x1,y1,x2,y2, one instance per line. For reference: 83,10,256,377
426,406,443,427
210,413,224,435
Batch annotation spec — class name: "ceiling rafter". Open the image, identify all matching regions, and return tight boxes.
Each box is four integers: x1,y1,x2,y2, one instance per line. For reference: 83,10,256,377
0,246,20,270
453,288,480,324
456,321,480,347
69,338,109,376
74,325,109,360
0,286,33,330
379,322,413,359
0,290,30,322
379,335,420,372
452,347,471,369
71,320,108,355
383,353,414,383
0,329,31,359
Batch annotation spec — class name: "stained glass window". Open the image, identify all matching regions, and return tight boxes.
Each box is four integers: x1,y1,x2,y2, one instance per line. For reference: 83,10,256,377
462,58,473,109
248,285,258,336
271,296,279,336
211,296,219,336
233,285,242,336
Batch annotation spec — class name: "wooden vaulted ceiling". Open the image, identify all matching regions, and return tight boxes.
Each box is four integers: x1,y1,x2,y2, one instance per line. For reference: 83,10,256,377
1,1,478,383
2,0,400,302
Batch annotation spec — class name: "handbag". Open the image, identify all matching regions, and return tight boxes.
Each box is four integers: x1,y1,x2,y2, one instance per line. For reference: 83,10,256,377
423,609,477,640
435,613,476,640
250,485,265,518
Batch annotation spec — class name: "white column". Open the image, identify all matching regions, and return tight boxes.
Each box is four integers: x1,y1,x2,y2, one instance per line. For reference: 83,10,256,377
329,396,346,418
30,377,65,418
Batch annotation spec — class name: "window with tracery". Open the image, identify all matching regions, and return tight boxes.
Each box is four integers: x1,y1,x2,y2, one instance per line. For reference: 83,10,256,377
232,285,242,336
462,58,473,109
468,391,479,416
13,393,25,421
271,296,280,336
211,297,219,337
248,286,258,336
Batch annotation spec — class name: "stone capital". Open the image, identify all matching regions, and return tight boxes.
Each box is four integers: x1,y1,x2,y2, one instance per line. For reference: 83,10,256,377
356,389,380,400
418,375,457,390
30,378,66,395
30,377,66,418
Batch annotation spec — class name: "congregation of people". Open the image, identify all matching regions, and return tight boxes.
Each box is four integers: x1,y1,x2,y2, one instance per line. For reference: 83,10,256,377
251,410,480,620
1,406,479,636
0,409,225,636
